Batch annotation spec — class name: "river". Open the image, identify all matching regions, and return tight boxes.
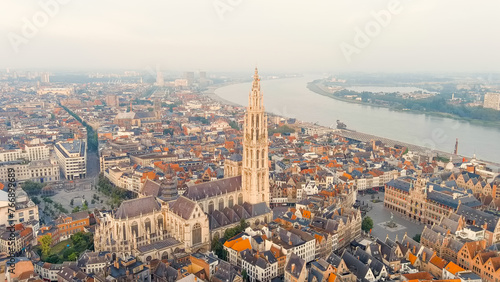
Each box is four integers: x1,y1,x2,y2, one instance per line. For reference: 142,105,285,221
214,76,500,163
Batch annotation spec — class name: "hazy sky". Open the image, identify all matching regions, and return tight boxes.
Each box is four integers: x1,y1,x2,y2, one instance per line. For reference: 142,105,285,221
1,0,499,73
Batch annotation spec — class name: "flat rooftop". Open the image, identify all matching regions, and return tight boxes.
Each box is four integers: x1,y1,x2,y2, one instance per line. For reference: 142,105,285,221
57,140,85,157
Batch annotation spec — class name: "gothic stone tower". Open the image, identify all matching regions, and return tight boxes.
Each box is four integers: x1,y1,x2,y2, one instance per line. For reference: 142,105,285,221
242,68,270,205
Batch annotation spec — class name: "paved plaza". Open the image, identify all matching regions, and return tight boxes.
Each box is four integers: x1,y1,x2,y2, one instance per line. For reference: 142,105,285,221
46,177,111,212
357,192,425,241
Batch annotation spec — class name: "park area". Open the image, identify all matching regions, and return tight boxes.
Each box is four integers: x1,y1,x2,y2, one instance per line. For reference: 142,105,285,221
34,232,94,263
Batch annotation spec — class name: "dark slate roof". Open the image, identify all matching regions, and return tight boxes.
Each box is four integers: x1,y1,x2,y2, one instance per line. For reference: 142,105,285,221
243,202,271,217
135,111,157,119
169,196,197,220
240,250,275,270
427,191,464,209
115,196,161,219
142,179,161,197
211,210,231,228
184,176,241,201
308,266,324,282
233,204,251,220
263,250,277,264
285,253,305,279
431,225,448,236
77,251,109,268
222,207,241,223
212,260,240,282
136,237,181,253
278,228,305,247
446,238,464,253
421,227,443,245
456,204,499,232
354,248,386,278
228,154,243,162
326,252,341,267
68,211,88,221
386,178,412,192
341,251,369,280
253,235,264,244
153,261,178,280
487,243,500,251
439,217,460,233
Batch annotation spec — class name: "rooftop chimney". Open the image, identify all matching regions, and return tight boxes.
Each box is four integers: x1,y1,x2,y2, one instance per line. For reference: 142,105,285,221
291,263,296,273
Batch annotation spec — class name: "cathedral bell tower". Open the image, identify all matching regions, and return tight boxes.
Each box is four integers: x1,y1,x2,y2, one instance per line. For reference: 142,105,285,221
242,68,270,205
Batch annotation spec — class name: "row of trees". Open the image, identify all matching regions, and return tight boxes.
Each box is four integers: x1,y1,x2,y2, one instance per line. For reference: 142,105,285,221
97,173,135,208
333,90,500,123
60,105,99,152
21,181,46,195
269,125,295,135
42,196,68,215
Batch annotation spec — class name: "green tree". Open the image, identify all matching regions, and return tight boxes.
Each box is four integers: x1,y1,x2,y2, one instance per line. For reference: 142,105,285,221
45,254,60,263
32,196,40,205
40,234,52,257
268,125,295,135
72,206,80,213
68,252,78,261
241,269,248,282
21,181,46,195
239,219,247,231
413,233,421,243
362,216,374,233
163,128,174,136
228,120,239,130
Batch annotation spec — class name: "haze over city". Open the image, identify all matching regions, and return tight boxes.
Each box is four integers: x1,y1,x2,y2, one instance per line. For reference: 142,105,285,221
2,0,500,72
2,1,500,282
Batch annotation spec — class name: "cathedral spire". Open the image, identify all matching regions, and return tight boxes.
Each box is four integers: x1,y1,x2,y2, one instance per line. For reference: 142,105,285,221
242,68,269,205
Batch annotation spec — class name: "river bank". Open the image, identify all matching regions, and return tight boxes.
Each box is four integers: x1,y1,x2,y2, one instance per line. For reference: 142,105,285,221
213,76,500,163
307,80,500,128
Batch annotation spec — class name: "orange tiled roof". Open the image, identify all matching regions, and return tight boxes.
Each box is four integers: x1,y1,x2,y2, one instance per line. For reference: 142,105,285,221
302,210,311,219
408,252,417,265
402,272,433,280
429,255,447,269
342,173,353,180
224,237,251,252
328,273,337,282
314,234,324,243
20,227,33,237
444,261,464,275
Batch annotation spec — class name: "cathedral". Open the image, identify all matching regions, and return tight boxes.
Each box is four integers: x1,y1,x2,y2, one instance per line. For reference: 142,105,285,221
94,68,272,262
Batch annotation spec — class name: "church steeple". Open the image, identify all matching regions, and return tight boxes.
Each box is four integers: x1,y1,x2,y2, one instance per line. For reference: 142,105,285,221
242,68,270,205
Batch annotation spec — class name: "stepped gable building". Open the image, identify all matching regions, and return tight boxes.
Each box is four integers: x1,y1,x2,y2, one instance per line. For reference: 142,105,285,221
95,68,272,260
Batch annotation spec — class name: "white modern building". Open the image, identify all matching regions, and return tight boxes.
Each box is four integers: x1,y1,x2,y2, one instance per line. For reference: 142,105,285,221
0,144,50,162
55,140,87,180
